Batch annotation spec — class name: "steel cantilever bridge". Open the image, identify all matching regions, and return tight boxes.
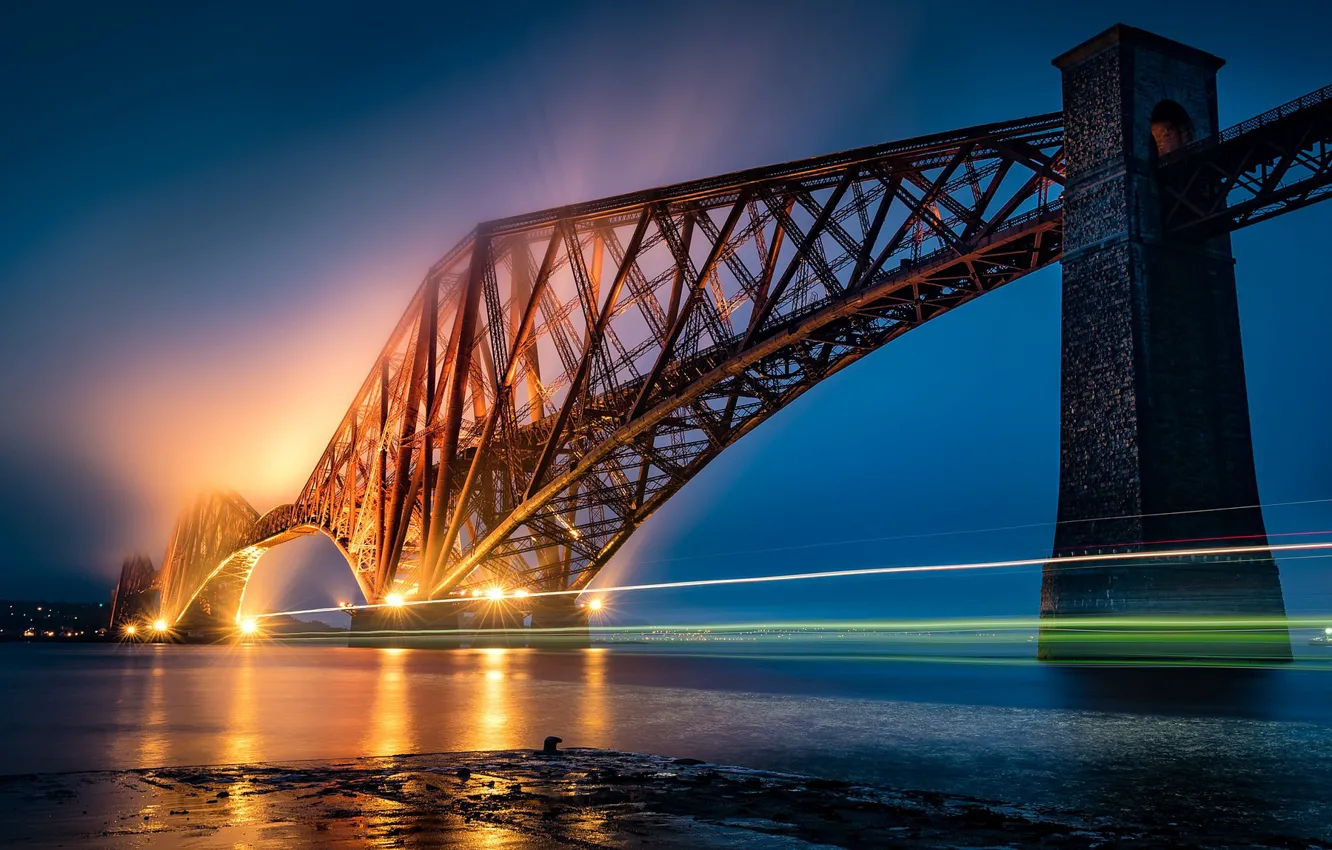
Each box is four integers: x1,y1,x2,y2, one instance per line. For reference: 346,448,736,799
115,25,1332,645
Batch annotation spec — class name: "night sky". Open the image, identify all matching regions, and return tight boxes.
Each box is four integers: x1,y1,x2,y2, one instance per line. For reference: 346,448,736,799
2,1,1329,623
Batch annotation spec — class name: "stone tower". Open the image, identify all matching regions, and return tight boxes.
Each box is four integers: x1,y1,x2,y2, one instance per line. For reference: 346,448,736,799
1040,25,1289,659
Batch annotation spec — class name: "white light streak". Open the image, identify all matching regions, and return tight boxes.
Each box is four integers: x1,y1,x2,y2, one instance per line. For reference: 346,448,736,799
254,540,1332,622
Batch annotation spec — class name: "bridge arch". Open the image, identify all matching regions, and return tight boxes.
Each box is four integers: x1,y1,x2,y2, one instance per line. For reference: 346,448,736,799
156,495,364,626
147,113,1068,623
114,25,1332,661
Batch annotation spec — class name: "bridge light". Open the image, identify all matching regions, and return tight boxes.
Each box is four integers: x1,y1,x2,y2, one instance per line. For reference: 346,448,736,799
512,589,529,599
586,597,603,612
152,619,168,633
124,624,137,636
385,593,405,608
470,589,482,597
238,618,259,636
486,587,505,601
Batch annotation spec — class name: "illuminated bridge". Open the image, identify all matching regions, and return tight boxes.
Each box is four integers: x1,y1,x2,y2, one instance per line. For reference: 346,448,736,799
113,25,1332,657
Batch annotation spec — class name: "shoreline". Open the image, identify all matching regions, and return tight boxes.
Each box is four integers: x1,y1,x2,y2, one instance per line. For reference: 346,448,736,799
3,748,1327,848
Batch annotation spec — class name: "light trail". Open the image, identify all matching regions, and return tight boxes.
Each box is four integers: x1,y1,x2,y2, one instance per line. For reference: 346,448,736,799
255,539,1332,622
618,495,1332,568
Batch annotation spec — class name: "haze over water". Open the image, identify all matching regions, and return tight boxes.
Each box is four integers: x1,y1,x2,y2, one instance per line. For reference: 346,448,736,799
6,642,1332,840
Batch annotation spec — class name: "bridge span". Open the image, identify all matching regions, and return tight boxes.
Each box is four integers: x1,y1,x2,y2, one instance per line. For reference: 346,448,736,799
112,25,1332,658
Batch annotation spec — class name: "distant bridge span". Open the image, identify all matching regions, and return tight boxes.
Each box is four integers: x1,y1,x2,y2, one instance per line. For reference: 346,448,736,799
156,111,1068,624
119,25,1331,641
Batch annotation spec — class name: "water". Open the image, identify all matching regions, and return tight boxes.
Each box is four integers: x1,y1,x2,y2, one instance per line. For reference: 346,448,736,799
4,642,1332,838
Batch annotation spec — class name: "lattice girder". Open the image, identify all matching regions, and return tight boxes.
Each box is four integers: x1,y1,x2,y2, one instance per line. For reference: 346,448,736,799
158,112,1071,617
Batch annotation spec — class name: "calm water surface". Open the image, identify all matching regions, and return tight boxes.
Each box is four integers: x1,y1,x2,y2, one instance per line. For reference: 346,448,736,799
4,642,1332,837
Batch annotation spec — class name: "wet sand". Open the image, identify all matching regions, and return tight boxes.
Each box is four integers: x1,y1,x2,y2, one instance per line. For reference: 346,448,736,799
3,748,1327,849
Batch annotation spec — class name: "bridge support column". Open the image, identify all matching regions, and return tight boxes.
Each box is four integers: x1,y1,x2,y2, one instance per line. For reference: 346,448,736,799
1041,25,1289,660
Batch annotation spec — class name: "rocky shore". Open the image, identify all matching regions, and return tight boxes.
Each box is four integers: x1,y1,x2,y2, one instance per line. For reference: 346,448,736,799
2,747,1326,848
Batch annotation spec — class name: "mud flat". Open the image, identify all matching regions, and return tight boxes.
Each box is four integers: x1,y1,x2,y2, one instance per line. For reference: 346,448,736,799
1,748,1326,848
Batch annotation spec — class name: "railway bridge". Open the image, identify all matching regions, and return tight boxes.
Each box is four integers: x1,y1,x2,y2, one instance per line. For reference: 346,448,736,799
112,25,1332,657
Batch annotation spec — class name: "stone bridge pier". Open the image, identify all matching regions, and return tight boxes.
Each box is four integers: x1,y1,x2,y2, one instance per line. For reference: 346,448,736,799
1040,25,1289,659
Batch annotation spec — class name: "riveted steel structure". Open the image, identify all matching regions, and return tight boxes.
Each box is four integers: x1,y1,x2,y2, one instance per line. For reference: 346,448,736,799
152,113,1068,626
127,25,1332,636
108,554,157,630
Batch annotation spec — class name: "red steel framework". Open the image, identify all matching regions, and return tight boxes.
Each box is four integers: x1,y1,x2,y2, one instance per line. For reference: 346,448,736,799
144,77,1332,626
154,112,1067,624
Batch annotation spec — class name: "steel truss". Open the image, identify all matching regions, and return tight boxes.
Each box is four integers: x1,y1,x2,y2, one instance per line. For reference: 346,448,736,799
1159,83,1332,236
109,554,157,628
149,78,1332,625
153,112,1067,623
149,79,1332,625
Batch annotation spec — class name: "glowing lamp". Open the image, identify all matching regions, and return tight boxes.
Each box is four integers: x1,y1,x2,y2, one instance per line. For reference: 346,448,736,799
239,618,259,636
512,589,529,598
124,624,137,636
486,587,505,601
586,598,603,612
385,593,405,608
152,619,168,633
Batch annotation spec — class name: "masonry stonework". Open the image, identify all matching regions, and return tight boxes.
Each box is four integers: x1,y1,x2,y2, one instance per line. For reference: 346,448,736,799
1040,25,1289,658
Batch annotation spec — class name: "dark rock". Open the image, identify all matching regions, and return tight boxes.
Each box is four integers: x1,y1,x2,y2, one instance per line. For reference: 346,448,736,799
587,787,630,804
455,768,471,781
542,736,563,755
215,791,230,798
960,806,1005,829
671,758,705,766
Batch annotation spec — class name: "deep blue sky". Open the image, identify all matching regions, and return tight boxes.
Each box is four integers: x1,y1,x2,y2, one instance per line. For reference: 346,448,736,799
2,1,1329,622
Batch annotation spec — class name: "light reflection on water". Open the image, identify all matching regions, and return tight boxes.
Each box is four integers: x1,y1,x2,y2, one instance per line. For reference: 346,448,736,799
366,646,409,757
4,643,1332,836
